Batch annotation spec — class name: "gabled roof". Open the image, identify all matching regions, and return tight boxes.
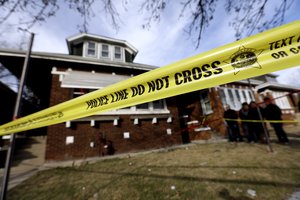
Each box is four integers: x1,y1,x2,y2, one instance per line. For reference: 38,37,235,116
66,33,139,56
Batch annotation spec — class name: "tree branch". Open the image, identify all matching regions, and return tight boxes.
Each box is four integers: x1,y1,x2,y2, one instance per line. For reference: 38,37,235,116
226,0,292,39
140,0,168,30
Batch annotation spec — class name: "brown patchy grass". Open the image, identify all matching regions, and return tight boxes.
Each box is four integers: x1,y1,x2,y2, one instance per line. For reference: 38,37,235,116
8,134,300,200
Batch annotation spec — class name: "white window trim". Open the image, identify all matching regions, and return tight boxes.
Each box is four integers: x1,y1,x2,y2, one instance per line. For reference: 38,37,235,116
69,85,169,115
232,89,239,109
85,41,98,58
100,43,110,59
98,100,170,115
274,91,291,109
223,88,231,107
239,89,246,103
113,46,124,61
199,90,213,115
219,87,256,110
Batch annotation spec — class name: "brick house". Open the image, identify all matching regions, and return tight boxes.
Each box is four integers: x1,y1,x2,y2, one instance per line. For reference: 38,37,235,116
184,74,300,139
0,34,185,161
0,34,299,161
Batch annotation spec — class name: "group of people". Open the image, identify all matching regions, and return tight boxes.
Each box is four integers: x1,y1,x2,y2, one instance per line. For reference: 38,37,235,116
224,97,289,144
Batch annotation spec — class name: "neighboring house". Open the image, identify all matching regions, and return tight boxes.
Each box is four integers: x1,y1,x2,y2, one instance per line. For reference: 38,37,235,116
0,33,299,161
184,74,300,139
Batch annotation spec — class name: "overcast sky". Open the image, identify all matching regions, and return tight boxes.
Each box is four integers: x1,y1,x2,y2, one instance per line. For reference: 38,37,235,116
1,0,300,85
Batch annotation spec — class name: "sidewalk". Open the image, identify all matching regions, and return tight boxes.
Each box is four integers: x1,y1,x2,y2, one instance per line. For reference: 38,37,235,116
0,136,46,191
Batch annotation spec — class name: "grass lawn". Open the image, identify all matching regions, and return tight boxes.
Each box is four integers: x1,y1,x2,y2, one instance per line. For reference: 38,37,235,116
8,137,300,200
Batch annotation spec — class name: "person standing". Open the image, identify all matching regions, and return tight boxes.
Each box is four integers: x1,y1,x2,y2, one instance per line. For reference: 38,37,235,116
248,101,264,143
239,102,250,142
264,97,289,144
224,105,243,142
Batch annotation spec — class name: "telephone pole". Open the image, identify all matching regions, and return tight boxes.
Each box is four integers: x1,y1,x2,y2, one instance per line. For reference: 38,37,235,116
0,32,34,200
247,78,273,152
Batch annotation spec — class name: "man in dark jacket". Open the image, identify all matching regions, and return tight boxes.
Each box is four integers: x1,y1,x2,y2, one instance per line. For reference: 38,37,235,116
264,97,289,143
224,105,243,142
248,101,265,143
239,102,250,142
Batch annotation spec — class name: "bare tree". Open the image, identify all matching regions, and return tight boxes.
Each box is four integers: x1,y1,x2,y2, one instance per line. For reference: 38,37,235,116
0,0,295,48
0,0,122,33
140,0,294,47
225,0,294,39
140,0,217,48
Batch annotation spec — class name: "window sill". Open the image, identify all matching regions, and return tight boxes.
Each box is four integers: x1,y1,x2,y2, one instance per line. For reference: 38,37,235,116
97,109,170,115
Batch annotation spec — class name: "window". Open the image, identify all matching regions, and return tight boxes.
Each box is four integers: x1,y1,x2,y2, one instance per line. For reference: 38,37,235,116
113,100,168,114
228,89,235,103
153,99,165,109
248,91,255,101
242,91,247,100
235,89,241,102
199,90,213,115
136,100,167,111
274,91,291,109
219,87,255,110
136,102,149,109
114,46,122,60
101,44,109,58
87,42,97,57
219,89,227,105
73,88,95,98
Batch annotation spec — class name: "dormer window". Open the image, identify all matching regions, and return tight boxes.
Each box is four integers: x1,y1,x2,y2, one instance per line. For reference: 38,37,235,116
114,46,122,60
87,42,97,57
67,33,138,62
101,44,109,58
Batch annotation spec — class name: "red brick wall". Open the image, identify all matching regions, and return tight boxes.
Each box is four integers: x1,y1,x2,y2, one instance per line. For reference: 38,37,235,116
46,74,182,161
49,75,71,106
207,88,227,135
185,88,227,140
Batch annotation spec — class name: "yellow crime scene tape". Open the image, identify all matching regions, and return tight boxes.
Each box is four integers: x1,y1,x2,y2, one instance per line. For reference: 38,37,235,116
1,20,300,136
